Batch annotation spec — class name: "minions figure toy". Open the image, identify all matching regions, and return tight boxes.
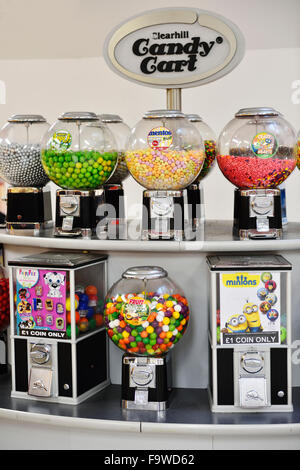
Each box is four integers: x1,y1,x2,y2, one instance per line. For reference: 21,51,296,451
243,301,263,333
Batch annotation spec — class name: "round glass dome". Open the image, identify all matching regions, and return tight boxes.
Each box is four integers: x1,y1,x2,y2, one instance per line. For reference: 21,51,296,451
98,114,131,184
186,114,216,182
41,112,118,190
104,266,190,357
0,114,50,187
217,107,296,189
125,110,205,190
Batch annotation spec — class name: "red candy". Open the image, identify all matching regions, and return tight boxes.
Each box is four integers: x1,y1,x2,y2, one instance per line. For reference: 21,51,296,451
217,154,296,189
0,278,10,331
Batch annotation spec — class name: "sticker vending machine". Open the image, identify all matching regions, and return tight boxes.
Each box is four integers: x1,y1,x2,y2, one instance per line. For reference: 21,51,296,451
9,251,109,404
207,254,292,413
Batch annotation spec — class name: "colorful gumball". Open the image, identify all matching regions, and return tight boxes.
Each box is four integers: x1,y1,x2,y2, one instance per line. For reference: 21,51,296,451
65,296,79,311
85,285,98,296
66,310,80,324
94,313,104,327
66,324,79,339
78,317,89,332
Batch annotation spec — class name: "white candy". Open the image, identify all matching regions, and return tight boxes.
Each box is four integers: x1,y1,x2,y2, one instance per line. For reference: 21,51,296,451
114,319,120,327
121,294,128,302
150,301,157,309
109,321,115,328
172,328,178,336
142,321,149,328
156,314,164,322
162,325,169,332
174,305,181,312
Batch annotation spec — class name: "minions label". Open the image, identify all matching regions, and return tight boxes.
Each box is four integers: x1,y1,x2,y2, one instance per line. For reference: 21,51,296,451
219,271,283,346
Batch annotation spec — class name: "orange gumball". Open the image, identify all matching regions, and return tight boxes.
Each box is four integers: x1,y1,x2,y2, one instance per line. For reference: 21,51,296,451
66,311,80,324
85,285,98,296
78,317,89,332
94,313,103,327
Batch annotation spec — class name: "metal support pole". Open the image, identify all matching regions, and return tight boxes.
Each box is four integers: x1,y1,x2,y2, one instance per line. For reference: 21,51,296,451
166,88,182,111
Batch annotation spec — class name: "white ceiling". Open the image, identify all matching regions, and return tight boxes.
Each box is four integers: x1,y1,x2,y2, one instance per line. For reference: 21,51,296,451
0,0,299,60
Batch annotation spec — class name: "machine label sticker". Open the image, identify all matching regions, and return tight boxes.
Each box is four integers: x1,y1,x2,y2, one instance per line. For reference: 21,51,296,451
50,130,72,151
122,296,150,326
218,271,284,346
147,126,173,150
16,268,67,339
251,132,278,159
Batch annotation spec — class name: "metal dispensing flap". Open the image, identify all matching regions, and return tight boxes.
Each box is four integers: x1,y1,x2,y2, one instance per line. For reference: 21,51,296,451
186,114,203,122
8,251,108,269
143,110,185,119
206,254,292,271
58,112,98,122
98,114,123,123
235,107,280,118
8,114,47,123
122,266,168,280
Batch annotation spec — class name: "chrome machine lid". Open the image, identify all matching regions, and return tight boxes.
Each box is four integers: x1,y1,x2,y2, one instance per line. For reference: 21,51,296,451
206,254,292,271
235,107,280,118
186,114,203,122
58,112,98,122
8,114,47,123
98,114,123,123
143,109,185,119
122,266,168,280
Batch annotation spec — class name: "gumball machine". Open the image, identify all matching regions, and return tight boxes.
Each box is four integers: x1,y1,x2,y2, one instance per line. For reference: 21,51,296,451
125,110,205,240
217,108,296,239
0,114,52,233
104,266,190,410
97,114,131,238
41,112,118,238
186,114,216,231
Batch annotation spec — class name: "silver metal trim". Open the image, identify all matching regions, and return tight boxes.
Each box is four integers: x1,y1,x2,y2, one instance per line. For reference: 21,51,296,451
122,399,167,411
58,112,98,122
122,266,168,280
98,114,123,123
235,107,280,118
8,114,46,123
143,109,185,119
186,114,203,122
144,189,183,198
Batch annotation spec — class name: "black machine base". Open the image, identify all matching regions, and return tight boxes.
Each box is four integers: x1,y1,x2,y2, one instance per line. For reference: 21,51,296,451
121,354,171,410
233,188,282,240
142,190,184,241
95,184,126,239
55,189,96,238
6,187,52,231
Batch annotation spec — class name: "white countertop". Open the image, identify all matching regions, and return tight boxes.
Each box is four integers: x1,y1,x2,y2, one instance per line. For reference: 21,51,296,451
1,221,300,252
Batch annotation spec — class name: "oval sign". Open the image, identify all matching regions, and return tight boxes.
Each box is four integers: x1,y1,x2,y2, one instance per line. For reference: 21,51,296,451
104,8,245,89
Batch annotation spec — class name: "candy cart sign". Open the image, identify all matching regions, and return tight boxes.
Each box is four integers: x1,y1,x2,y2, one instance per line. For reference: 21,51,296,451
104,8,245,89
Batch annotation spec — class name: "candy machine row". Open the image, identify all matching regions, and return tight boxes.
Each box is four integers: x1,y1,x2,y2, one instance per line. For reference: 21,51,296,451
0,107,298,240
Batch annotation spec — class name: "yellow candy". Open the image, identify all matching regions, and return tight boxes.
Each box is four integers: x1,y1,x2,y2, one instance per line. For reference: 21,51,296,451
146,326,154,334
156,303,164,310
165,301,173,308
106,302,114,309
181,319,186,325
122,331,130,338
163,317,170,325
166,331,173,339
173,311,180,319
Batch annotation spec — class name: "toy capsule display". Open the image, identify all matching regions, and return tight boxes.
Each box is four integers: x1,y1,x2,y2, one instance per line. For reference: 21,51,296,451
125,110,205,190
217,107,296,189
104,266,190,357
186,114,216,181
